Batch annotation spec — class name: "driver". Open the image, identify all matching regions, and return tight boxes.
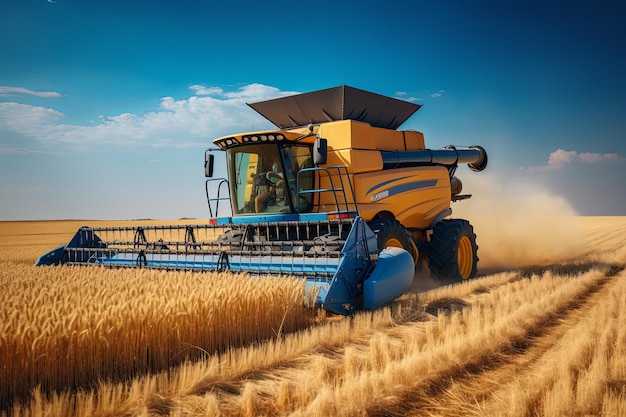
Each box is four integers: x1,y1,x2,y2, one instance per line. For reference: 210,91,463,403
255,159,284,212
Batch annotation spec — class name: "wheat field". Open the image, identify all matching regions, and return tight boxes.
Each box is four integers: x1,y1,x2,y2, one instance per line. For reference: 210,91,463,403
1,216,625,416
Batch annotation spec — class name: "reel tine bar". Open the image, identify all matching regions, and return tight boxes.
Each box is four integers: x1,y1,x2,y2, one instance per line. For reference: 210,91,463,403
58,219,354,279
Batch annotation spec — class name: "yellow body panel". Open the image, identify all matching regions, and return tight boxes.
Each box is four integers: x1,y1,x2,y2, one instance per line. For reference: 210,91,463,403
353,166,451,229
403,130,426,151
305,120,445,228
312,120,377,150
325,149,383,174
292,120,425,152
316,165,451,229
214,119,451,229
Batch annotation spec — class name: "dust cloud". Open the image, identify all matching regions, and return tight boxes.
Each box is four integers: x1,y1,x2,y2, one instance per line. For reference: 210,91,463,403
450,172,582,272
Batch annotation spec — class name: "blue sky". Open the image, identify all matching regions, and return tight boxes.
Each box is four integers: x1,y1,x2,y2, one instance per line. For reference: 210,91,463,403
1,0,624,220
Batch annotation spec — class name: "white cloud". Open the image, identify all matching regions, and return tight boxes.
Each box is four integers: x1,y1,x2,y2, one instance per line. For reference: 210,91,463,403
0,86,63,98
189,85,223,96
547,149,578,168
430,89,446,98
524,148,626,172
0,102,65,136
0,84,299,153
222,83,296,100
394,91,422,102
188,83,298,101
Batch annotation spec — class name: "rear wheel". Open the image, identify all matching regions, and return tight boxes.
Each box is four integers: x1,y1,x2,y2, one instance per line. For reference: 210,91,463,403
368,218,415,261
428,219,478,281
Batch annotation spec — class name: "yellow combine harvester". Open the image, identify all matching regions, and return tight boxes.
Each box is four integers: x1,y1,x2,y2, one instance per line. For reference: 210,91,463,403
38,86,487,315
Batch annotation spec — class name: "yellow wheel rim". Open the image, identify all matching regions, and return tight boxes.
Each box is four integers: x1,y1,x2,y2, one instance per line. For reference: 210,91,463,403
385,238,404,249
384,237,419,266
457,236,473,279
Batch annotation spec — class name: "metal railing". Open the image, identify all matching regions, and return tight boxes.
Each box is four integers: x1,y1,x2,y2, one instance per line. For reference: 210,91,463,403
205,178,231,218
296,166,358,215
52,219,356,279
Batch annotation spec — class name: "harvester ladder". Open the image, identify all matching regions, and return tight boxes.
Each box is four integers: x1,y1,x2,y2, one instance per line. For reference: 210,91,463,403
296,166,358,216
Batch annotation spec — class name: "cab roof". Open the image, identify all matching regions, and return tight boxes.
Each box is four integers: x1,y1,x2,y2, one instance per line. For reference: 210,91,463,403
248,85,421,130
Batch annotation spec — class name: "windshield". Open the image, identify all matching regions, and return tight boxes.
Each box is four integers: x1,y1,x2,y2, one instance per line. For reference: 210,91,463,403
227,143,314,215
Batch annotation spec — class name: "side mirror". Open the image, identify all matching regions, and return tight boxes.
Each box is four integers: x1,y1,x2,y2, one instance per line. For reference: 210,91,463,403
313,137,328,165
204,151,214,177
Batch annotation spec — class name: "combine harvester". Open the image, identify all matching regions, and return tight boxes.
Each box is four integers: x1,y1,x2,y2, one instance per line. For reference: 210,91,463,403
37,86,487,315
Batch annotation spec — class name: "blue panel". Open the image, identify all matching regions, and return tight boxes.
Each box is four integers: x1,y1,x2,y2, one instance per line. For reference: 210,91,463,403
35,245,66,266
366,179,439,203
231,214,300,224
366,176,412,195
363,247,414,310
95,253,342,276
387,179,438,197
321,217,378,315
36,227,104,265
298,213,329,222
36,216,414,315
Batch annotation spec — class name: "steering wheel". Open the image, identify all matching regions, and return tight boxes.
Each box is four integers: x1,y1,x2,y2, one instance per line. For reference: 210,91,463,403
266,171,282,186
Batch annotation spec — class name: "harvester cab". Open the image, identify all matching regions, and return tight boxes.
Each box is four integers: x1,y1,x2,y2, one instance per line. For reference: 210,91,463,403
37,86,488,315
206,134,329,218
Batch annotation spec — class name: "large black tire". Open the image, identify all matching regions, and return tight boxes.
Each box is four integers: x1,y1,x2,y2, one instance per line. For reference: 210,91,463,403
368,218,414,261
428,219,478,281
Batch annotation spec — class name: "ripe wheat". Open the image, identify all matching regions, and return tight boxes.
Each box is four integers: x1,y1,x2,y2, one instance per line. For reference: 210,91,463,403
1,217,624,416
0,261,316,410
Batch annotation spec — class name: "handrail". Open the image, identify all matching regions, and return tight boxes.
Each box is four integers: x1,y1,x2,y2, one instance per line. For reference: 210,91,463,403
296,166,358,215
205,178,231,218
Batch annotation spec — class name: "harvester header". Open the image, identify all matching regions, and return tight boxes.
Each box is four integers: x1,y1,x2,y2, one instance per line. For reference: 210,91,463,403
37,86,488,315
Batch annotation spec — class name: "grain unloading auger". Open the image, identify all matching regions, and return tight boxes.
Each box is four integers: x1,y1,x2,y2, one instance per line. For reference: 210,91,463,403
36,86,488,315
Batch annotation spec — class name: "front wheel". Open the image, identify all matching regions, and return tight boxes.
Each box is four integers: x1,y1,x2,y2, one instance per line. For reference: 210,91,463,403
368,218,415,262
428,219,478,281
